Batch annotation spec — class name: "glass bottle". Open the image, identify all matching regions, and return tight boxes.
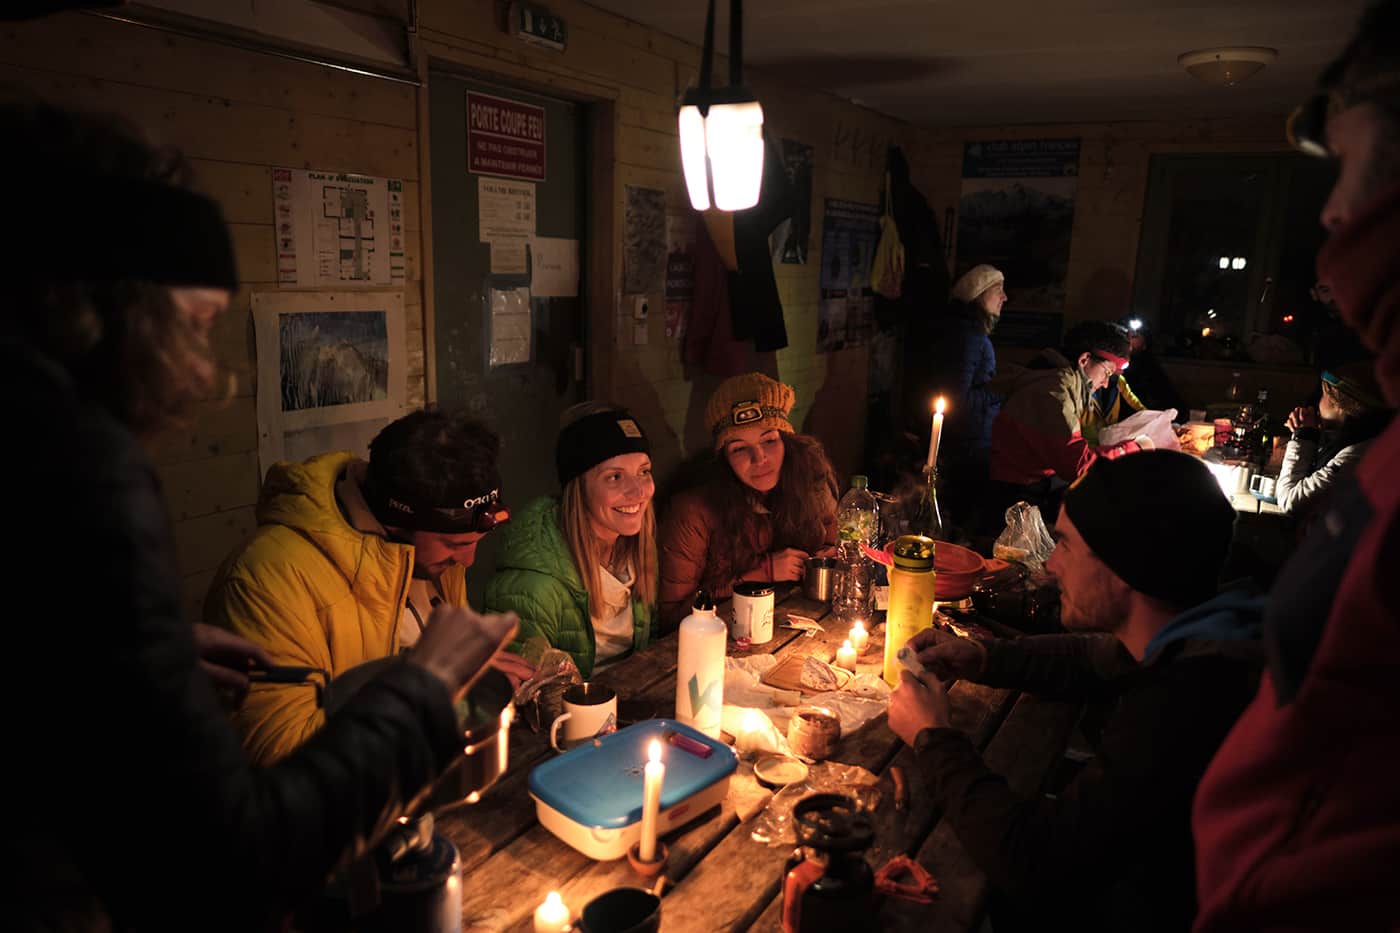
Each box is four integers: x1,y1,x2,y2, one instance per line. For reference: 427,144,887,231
833,475,878,621
908,466,944,541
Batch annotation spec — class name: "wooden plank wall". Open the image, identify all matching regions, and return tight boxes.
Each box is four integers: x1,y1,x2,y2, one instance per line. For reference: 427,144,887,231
416,0,907,485
0,12,428,622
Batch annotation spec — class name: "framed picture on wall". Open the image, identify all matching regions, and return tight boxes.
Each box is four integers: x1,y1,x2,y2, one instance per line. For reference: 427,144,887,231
251,290,407,476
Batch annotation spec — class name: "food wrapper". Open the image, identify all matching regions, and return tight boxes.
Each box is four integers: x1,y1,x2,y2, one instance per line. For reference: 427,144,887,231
994,501,1056,573
511,641,581,733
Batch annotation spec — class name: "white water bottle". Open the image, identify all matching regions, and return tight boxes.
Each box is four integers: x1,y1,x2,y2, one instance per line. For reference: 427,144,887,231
675,590,726,739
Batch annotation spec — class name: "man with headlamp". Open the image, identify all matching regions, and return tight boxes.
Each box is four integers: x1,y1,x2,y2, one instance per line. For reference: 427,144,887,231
207,408,534,765
983,320,1152,523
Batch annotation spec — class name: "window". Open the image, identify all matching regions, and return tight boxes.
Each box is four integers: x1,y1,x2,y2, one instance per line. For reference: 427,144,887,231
1131,153,1333,361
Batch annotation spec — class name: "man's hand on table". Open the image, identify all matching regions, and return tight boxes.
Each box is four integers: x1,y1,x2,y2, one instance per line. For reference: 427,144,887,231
889,669,952,745
907,626,987,681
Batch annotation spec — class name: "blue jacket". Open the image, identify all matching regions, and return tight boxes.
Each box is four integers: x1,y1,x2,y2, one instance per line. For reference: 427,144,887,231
931,301,1000,460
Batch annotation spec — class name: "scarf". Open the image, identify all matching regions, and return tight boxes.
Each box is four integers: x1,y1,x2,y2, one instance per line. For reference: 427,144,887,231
1317,182,1400,406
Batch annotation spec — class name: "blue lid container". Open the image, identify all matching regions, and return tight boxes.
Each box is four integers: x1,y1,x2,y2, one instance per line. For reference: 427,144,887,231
529,719,737,830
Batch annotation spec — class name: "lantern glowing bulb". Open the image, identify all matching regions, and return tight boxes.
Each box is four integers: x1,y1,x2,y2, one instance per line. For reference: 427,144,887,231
679,96,765,211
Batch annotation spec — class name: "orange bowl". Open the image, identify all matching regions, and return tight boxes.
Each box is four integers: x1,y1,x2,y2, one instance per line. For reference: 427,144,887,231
879,540,986,600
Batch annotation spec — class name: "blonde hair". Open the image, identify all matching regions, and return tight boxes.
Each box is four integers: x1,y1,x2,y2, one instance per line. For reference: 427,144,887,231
561,475,658,621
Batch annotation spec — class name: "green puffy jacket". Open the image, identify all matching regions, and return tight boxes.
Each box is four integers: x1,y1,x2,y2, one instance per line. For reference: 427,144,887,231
484,496,653,678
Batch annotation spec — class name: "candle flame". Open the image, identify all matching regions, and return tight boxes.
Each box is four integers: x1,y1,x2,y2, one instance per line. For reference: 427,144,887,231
545,891,563,909
842,639,854,650
648,738,662,764
934,397,947,415
851,621,867,635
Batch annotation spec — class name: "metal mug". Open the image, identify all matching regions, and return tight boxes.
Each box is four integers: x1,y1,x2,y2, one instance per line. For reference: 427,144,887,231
803,557,838,603
732,581,775,644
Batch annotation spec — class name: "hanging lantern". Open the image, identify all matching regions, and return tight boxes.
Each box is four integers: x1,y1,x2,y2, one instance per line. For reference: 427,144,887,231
678,0,765,211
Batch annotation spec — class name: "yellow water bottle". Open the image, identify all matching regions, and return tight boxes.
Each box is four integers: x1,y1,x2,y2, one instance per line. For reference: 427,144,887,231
882,535,937,687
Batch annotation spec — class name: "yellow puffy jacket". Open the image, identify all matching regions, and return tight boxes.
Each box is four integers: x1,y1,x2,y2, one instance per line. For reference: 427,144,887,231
204,451,466,764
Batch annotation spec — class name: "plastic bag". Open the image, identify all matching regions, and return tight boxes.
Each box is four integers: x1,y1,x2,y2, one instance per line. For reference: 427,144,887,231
750,761,880,845
1099,407,1180,452
512,642,582,733
993,501,1056,572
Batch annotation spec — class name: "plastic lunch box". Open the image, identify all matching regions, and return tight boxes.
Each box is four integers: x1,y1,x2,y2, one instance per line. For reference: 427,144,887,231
528,719,738,860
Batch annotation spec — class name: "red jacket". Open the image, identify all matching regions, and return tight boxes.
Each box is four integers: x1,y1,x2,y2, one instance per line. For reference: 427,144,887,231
988,349,1138,485
1191,183,1400,932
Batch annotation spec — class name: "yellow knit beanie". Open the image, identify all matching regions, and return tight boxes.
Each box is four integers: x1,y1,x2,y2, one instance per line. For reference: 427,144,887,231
705,372,796,449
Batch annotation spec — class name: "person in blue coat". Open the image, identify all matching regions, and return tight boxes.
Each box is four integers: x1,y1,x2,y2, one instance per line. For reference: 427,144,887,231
926,264,1005,532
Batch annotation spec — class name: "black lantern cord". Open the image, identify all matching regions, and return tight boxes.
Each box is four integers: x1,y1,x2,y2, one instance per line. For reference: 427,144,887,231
699,0,715,95
696,0,745,99
729,0,743,86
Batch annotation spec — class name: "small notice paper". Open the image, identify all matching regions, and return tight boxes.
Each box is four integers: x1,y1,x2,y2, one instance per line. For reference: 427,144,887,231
490,238,529,275
478,177,536,240
530,236,579,297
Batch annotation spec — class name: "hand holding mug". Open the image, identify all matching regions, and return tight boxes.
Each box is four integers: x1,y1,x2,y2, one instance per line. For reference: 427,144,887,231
767,548,809,583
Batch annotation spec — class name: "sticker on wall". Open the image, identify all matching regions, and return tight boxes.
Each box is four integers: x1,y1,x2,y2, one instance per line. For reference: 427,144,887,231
956,138,1080,312
271,168,405,288
478,177,536,241
466,91,547,182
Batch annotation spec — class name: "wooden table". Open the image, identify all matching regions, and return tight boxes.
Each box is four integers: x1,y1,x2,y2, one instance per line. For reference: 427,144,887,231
438,589,1080,933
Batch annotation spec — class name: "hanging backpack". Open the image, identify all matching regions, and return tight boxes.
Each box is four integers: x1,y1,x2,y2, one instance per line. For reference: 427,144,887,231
870,171,905,300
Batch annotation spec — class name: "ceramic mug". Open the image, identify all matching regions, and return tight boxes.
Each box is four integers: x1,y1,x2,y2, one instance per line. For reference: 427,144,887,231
1249,473,1277,498
549,682,618,751
731,581,775,644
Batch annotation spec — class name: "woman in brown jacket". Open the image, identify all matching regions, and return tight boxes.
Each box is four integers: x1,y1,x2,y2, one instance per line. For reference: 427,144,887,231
659,373,839,627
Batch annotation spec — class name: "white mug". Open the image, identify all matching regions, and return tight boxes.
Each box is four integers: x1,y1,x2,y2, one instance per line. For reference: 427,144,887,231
1249,473,1277,498
731,582,775,645
549,682,618,751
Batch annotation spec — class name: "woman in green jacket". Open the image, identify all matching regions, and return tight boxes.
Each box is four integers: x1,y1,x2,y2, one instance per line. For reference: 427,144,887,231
485,403,657,677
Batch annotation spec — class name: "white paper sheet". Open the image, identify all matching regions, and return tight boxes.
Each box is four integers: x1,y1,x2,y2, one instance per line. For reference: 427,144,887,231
530,236,579,297
488,286,532,367
478,177,536,240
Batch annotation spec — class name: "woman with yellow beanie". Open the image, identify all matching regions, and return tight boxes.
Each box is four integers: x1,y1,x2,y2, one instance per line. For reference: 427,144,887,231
658,373,840,627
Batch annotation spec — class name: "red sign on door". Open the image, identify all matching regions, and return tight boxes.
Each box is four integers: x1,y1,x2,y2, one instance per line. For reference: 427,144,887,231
466,92,547,182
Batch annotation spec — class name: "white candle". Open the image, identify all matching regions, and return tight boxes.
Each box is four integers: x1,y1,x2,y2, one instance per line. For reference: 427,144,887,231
639,739,665,862
850,621,869,654
927,397,947,469
836,639,858,671
534,891,572,933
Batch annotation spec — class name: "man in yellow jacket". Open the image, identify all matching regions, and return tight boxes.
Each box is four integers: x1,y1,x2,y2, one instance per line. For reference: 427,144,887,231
206,409,529,764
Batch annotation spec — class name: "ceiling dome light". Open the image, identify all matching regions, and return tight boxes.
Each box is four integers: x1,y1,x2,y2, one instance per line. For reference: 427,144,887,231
1179,47,1278,87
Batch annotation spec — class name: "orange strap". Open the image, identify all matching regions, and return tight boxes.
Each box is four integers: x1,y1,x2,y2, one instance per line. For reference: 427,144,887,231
874,854,940,904
781,860,824,933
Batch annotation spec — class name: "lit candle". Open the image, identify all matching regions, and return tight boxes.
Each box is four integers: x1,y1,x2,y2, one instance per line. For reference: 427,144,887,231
836,639,858,671
850,621,869,654
534,891,572,933
639,739,665,862
926,397,947,469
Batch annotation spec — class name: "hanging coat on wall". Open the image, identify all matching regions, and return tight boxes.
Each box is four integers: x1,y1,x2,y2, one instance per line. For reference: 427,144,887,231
683,218,750,377
727,130,794,352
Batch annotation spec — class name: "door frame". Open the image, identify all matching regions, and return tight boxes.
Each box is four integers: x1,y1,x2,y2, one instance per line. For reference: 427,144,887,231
413,44,619,405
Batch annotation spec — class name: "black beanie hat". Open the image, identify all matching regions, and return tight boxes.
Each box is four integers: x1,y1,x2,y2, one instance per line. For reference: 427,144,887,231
556,408,651,487
1063,451,1235,608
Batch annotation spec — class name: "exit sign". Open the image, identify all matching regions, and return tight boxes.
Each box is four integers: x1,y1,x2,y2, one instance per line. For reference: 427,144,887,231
508,2,567,52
